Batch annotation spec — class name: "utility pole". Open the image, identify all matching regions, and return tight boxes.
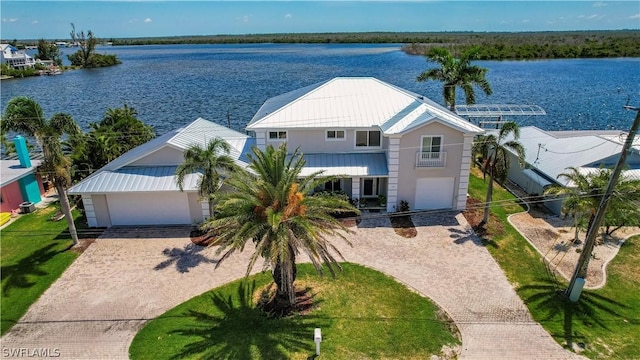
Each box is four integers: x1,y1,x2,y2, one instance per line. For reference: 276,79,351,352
565,104,640,301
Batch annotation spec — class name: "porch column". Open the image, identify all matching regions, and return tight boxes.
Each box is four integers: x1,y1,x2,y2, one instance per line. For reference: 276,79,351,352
386,137,400,212
201,201,210,220
82,195,98,227
255,131,266,151
352,177,361,202
456,134,474,210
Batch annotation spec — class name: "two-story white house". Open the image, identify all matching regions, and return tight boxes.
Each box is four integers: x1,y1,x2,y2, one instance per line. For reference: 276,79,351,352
246,77,484,212
69,77,483,227
1,44,35,69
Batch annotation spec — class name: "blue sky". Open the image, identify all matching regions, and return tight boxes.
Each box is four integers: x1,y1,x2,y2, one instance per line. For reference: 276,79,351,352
1,1,639,40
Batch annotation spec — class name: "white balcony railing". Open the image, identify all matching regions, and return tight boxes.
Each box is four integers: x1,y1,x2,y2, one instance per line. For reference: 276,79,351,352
416,151,446,167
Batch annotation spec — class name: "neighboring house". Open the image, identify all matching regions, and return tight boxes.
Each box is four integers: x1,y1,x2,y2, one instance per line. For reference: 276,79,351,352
246,77,484,212
0,136,46,213
68,119,254,227
70,77,483,227
493,126,640,215
0,44,36,69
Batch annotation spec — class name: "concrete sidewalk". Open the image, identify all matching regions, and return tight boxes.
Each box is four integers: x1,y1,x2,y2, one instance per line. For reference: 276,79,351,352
0,216,581,359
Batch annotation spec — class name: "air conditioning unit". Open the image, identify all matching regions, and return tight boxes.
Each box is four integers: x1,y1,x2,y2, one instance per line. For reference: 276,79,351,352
20,202,35,214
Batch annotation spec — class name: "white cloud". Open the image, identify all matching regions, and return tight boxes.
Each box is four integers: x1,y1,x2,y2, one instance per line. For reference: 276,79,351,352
243,15,249,22
2,18,18,22
284,13,292,19
144,18,152,23
522,19,530,24
579,14,602,20
31,20,38,24
593,2,607,7
630,13,640,19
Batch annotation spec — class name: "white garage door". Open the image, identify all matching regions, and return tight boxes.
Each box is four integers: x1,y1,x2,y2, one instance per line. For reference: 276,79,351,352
107,192,192,226
414,177,455,210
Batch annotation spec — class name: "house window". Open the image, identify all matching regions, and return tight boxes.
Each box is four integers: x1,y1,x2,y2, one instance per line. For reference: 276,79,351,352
268,131,287,140
421,136,442,157
355,130,381,147
324,179,342,192
362,178,379,197
326,130,345,141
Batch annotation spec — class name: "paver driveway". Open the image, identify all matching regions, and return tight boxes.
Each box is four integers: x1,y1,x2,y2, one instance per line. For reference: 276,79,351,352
1,214,581,359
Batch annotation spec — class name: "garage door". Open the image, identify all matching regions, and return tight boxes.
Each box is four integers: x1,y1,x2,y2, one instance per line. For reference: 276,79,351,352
107,192,192,226
414,177,455,210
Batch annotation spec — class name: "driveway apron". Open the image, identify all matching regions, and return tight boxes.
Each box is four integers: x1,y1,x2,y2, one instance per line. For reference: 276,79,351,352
1,216,581,359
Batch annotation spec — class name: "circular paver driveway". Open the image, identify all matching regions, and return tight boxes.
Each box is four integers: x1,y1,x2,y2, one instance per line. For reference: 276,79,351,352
1,214,582,359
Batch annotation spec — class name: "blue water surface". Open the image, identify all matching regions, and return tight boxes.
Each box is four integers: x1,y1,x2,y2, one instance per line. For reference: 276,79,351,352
2,43,639,135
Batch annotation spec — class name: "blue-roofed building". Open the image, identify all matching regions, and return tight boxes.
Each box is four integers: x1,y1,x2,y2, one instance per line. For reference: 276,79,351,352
70,77,484,227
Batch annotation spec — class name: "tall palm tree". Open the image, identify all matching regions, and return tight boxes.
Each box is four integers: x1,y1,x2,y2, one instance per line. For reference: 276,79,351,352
3,97,82,245
203,144,358,315
175,138,237,218
472,121,525,226
417,46,493,112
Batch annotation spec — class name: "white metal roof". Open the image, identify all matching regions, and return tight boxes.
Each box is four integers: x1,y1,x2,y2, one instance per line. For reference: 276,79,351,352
493,126,629,187
0,160,42,187
70,118,253,194
299,153,388,177
68,166,201,194
247,77,483,135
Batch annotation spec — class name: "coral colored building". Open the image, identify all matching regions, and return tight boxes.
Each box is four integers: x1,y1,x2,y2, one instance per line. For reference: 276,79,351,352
0,136,45,213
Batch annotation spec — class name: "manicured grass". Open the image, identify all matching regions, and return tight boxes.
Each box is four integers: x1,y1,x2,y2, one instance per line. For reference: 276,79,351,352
1,205,84,335
130,263,459,360
467,171,640,359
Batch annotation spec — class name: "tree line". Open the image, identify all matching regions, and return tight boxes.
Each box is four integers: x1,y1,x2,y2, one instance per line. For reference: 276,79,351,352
106,30,640,59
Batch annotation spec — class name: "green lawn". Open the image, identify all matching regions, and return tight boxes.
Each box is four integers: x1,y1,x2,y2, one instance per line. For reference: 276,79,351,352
1,205,84,335
130,263,459,360
468,171,640,359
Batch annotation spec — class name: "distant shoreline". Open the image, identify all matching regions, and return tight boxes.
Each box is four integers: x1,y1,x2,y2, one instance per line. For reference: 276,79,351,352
3,30,639,60
105,30,639,59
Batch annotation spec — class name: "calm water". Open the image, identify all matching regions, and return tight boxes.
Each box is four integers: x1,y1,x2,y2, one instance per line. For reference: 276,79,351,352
2,44,639,135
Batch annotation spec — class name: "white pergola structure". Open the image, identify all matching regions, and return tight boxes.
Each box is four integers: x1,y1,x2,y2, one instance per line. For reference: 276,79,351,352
455,104,546,128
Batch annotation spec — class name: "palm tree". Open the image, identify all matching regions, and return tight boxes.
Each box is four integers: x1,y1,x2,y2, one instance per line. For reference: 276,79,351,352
3,97,82,245
175,138,237,218
545,167,640,241
472,121,525,226
203,144,358,315
544,167,599,242
417,46,492,112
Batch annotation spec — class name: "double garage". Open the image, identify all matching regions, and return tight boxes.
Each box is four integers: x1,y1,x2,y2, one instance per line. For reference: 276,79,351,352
84,192,203,227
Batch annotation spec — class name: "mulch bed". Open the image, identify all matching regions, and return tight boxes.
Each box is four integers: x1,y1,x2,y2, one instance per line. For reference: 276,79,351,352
389,215,417,238
462,198,504,238
190,229,215,246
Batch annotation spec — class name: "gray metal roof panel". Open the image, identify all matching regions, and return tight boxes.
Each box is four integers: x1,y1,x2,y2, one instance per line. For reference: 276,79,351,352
299,152,388,177
0,160,42,187
491,126,625,187
68,166,201,194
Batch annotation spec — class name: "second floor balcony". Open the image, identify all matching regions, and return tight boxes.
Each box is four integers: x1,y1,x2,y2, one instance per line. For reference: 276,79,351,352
416,151,446,168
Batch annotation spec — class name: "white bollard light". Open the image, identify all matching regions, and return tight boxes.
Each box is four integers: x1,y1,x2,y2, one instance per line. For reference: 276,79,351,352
314,328,322,355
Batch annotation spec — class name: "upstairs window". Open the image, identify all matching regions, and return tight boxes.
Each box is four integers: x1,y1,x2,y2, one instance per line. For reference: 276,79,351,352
355,130,381,147
421,136,442,155
326,130,345,141
268,131,287,141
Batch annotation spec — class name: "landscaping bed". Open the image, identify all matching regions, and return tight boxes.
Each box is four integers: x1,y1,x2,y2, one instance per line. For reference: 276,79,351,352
130,263,460,359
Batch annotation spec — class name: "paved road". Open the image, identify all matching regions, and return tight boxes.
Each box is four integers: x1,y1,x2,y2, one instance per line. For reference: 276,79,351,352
1,214,582,359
